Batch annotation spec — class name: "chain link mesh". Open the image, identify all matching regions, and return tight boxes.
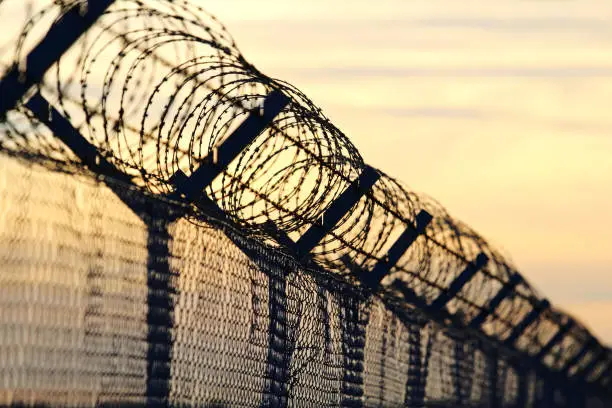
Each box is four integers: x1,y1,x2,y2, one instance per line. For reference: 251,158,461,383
0,154,609,407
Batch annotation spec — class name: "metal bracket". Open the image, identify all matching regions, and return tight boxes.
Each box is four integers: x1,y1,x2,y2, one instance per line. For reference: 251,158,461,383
263,220,296,250
363,210,432,288
564,338,596,376
534,319,574,361
590,357,612,384
340,254,364,276
24,92,132,184
575,346,605,380
429,253,489,310
0,1,116,118
390,279,429,311
504,299,550,347
170,90,289,202
470,273,522,329
294,165,380,257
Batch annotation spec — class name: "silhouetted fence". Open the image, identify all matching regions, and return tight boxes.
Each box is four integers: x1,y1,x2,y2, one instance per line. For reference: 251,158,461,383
0,1,610,407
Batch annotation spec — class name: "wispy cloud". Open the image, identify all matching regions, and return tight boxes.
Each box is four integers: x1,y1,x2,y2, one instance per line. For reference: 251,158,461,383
412,17,612,33
290,66,612,79
368,106,488,119
231,17,612,34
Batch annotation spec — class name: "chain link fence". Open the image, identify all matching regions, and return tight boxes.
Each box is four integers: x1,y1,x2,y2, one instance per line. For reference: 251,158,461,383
0,1,610,406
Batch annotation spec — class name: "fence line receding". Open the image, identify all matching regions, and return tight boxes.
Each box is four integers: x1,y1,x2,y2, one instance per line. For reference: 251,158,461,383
0,1,610,407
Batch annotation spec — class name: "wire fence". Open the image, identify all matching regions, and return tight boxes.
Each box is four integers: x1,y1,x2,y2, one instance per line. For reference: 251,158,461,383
0,1,610,407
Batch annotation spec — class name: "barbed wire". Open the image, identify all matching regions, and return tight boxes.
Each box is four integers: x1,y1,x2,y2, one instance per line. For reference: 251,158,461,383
0,0,609,390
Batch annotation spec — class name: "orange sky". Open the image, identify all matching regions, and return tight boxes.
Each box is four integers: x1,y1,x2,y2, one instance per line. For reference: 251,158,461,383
205,0,612,342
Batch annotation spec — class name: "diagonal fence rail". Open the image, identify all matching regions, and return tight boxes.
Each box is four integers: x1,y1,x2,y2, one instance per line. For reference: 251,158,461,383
0,1,610,407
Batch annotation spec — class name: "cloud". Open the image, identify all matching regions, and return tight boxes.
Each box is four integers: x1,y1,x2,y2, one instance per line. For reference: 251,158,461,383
226,17,612,35
412,17,612,33
369,106,488,119
289,66,612,79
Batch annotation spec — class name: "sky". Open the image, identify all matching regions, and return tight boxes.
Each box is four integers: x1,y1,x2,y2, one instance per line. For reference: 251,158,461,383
203,0,612,343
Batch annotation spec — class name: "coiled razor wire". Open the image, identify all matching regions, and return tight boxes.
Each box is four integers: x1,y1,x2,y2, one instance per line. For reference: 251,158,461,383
0,0,610,399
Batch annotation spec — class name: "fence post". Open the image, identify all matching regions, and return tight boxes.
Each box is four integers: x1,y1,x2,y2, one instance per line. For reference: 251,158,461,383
515,366,529,408
144,210,175,406
221,221,298,408
339,256,371,407
404,326,423,408
339,295,370,408
488,347,500,408
404,321,432,408
543,377,555,408
262,264,292,408
453,339,465,407
567,384,586,408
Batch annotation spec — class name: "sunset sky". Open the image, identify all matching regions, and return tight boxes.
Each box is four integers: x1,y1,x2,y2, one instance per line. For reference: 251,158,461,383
205,0,612,342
